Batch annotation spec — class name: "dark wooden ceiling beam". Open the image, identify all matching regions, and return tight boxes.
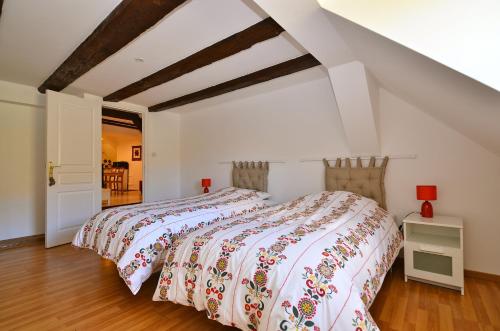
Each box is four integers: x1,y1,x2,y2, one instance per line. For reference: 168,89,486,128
102,119,141,131
38,0,188,93
149,54,321,112
104,17,284,102
102,107,139,122
102,107,142,130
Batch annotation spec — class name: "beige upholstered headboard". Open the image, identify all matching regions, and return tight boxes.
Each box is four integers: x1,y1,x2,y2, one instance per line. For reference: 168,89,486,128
232,161,269,192
323,157,389,209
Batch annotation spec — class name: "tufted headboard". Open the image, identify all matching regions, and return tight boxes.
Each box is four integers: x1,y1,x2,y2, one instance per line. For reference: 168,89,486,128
232,161,269,192
323,157,389,209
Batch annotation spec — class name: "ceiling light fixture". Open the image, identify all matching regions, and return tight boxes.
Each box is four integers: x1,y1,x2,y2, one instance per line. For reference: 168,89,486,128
134,57,145,63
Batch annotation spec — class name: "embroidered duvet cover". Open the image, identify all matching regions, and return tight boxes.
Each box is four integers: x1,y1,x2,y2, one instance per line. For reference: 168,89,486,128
73,187,270,294
153,191,402,331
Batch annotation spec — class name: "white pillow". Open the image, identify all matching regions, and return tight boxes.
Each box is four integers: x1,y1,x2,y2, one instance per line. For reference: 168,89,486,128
232,187,271,200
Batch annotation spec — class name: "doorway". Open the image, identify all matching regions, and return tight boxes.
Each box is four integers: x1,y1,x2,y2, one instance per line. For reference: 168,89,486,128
101,107,143,208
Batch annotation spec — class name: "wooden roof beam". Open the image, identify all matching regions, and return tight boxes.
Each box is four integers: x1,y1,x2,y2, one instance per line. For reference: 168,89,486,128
102,107,142,130
149,54,321,112
38,0,188,93
102,118,141,131
104,17,284,102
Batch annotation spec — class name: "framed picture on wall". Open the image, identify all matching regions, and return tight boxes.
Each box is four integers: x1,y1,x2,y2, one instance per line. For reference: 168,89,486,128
132,145,142,161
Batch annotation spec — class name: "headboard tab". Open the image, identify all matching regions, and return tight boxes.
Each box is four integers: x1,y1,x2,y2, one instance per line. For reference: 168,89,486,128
323,156,389,209
232,160,269,192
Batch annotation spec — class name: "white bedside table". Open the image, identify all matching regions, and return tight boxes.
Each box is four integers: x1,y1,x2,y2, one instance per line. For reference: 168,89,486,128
403,213,464,295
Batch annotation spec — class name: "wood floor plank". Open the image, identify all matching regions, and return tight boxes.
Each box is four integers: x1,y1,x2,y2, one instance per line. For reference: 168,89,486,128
438,303,454,331
0,243,498,330
477,280,500,328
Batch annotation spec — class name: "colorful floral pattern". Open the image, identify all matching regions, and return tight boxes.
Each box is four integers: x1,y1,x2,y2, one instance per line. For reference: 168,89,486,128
184,197,308,307
243,194,361,330
352,308,378,331
153,191,403,331
73,187,270,294
279,207,401,331
203,194,337,320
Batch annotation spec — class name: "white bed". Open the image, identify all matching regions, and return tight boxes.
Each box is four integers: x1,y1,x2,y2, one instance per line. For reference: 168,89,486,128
73,162,271,294
151,157,401,330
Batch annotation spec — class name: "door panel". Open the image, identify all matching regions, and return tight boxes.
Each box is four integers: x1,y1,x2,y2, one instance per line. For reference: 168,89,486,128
58,172,94,185
58,101,95,166
57,191,95,230
46,91,101,248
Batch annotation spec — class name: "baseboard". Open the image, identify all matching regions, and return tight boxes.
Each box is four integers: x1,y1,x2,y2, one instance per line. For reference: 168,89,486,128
0,234,45,250
465,269,500,283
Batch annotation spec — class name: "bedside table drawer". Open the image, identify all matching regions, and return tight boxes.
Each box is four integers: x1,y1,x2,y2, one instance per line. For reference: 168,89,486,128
404,240,461,257
404,245,463,287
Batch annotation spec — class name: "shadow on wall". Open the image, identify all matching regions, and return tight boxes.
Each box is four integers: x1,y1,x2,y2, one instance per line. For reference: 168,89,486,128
33,107,46,237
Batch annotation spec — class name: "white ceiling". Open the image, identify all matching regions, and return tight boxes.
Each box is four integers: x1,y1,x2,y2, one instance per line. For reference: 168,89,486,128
4,0,497,157
318,0,500,92
0,0,122,86
127,33,305,106
0,0,306,107
250,0,500,157
325,12,500,157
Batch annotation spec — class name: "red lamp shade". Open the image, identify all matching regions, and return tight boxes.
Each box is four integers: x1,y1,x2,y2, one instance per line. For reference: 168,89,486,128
416,185,437,201
416,185,437,218
201,178,211,193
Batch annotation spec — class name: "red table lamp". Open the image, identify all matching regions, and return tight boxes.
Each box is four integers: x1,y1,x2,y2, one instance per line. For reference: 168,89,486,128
201,178,211,193
416,185,437,218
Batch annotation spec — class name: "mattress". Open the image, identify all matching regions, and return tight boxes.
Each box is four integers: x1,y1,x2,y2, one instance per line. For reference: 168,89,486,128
153,191,402,330
73,187,270,294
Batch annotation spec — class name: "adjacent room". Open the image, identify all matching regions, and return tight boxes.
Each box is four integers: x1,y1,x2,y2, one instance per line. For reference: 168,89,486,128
1,1,499,330
101,108,143,208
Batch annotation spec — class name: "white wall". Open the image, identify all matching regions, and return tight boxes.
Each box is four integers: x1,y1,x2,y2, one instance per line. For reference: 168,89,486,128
0,80,182,240
0,99,45,240
180,69,349,201
178,71,500,275
146,111,181,201
116,142,142,191
379,89,500,275
1,73,498,275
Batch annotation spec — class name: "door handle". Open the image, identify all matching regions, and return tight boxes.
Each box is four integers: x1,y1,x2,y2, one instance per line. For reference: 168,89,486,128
48,161,61,186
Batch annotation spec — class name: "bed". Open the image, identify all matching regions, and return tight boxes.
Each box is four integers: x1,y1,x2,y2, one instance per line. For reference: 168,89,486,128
152,157,402,330
73,161,272,294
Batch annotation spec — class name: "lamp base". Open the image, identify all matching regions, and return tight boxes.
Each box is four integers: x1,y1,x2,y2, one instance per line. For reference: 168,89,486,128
203,187,209,194
420,200,433,218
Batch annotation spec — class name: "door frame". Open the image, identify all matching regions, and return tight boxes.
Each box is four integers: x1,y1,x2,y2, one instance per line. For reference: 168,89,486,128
99,98,149,203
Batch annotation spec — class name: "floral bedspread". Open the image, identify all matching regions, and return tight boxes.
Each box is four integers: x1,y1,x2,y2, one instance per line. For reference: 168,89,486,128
73,187,270,294
153,191,402,331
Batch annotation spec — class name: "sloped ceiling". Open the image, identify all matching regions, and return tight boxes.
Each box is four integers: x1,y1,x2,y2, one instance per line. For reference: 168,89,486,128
252,0,354,68
318,0,500,93
1,0,499,157
252,0,500,157
327,13,500,157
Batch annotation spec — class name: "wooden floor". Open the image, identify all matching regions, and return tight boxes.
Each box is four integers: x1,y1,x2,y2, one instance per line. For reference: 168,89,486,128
0,244,498,331
103,190,142,208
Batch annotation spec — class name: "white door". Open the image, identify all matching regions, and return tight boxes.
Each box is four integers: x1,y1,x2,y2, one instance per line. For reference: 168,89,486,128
46,91,101,248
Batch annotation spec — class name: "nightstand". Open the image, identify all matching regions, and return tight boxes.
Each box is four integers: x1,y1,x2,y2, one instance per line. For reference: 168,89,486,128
403,213,464,295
